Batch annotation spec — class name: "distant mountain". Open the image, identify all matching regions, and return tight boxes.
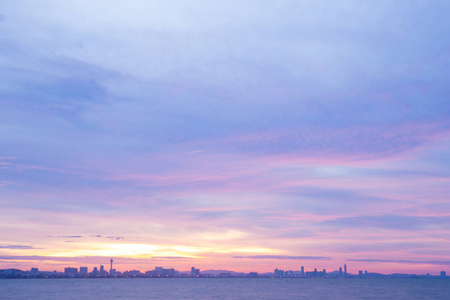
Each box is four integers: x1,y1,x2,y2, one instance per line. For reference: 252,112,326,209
326,271,341,276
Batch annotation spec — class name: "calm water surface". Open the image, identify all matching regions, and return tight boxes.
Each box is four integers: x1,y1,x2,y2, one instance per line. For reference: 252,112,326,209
1,278,449,299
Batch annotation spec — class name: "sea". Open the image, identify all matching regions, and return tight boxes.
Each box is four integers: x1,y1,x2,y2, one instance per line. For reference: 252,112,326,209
1,278,449,299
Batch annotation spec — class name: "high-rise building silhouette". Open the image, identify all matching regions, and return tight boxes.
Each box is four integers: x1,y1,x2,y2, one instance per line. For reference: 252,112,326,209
100,265,107,277
274,268,285,278
191,267,200,277
344,264,347,277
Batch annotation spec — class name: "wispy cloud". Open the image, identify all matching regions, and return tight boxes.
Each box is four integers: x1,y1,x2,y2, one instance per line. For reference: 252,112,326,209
233,255,331,260
0,255,149,264
347,259,450,266
0,245,38,249
151,256,195,261
46,235,83,239
106,236,124,240
318,215,450,231
0,180,21,186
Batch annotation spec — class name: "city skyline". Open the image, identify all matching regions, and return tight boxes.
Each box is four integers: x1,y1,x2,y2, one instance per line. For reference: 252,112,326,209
0,256,448,277
1,1,450,275
1,260,448,279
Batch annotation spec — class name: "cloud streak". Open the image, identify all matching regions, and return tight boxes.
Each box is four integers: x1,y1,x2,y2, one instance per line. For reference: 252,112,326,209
0,245,38,249
347,259,450,266
151,256,195,261
318,215,450,231
233,255,331,260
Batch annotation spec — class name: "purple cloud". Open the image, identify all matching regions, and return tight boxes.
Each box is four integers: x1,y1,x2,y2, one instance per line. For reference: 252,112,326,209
0,245,38,249
347,259,450,266
151,256,195,261
106,236,124,240
318,215,450,231
233,255,330,260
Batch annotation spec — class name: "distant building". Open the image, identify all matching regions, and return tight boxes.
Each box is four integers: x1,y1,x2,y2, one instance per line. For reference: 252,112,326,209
123,270,143,277
191,267,200,277
1,269,23,276
164,268,175,277
305,269,326,278
359,270,363,278
248,272,258,277
64,267,78,275
344,264,347,277
92,267,99,277
100,265,107,277
219,273,232,278
285,270,295,278
79,267,88,276
274,268,285,278
441,271,447,277
152,267,175,277
155,267,163,276
339,267,342,277
30,268,39,275
301,266,305,277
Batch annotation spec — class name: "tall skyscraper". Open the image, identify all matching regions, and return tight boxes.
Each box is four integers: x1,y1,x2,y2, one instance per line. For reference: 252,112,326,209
339,267,342,277
100,265,107,277
344,264,347,277
191,267,200,277
301,266,304,277
110,258,113,274
80,267,88,276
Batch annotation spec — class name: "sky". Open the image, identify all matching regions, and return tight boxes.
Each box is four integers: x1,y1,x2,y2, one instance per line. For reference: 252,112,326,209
1,0,450,275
